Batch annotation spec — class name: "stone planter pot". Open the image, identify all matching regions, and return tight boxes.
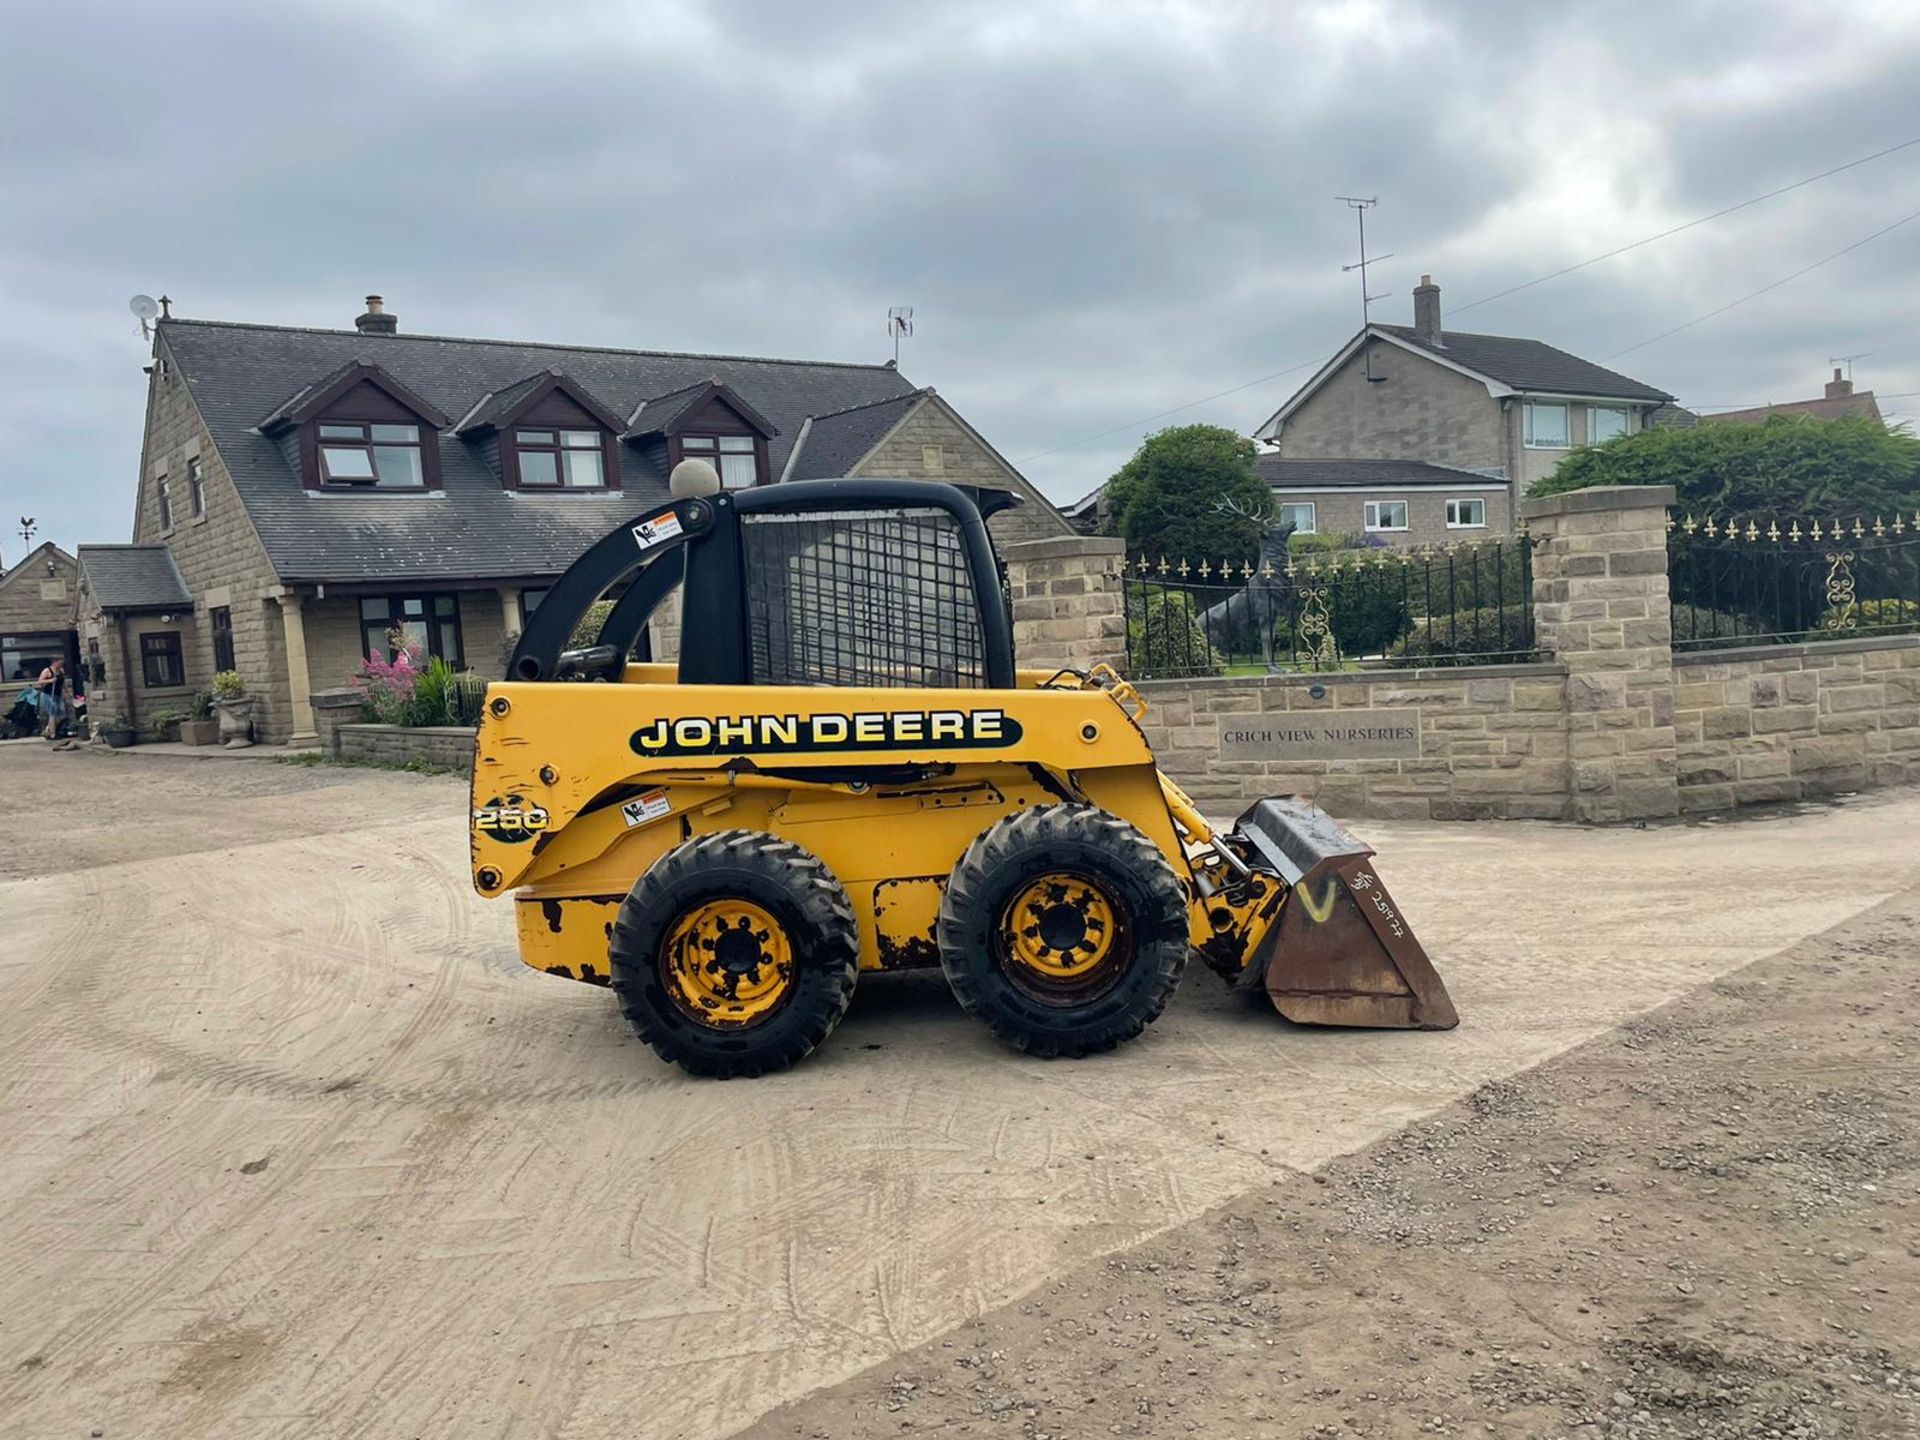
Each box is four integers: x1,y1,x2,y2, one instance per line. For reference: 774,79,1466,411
215,697,256,749
179,717,220,746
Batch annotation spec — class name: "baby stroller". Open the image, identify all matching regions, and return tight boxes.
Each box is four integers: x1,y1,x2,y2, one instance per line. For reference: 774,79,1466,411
4,686,41,739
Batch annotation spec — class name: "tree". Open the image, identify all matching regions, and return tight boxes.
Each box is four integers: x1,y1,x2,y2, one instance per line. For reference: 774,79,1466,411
1101,424,1272,559
1526,414,1920,519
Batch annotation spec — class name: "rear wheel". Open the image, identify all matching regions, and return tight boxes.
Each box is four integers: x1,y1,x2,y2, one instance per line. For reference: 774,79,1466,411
938,804,1188,1057
609,830,859,1078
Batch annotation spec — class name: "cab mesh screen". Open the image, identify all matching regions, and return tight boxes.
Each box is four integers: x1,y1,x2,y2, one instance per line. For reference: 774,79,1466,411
742,506,987,688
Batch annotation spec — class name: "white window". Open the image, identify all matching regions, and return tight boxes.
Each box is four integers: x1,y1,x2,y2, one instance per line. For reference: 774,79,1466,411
1588,405,1629,444
1277,501,1316,534
1446,497,1487,528
681,434,758,489
1363,500,1408,532
1523,401,1569,449
514,428,605,488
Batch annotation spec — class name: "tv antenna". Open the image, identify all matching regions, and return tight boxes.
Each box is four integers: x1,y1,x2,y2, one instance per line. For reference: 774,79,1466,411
129,294,160,340
1828,351,1872,382
1337,196,1393,381
887,306,914,364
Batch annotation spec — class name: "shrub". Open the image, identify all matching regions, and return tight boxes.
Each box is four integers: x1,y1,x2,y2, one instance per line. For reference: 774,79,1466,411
571,599,615,649
357,647,422,725
356,646,487,726
1390,604,1533,661
1124,587,1222,678
211,669,245,700
1832,597,1920,632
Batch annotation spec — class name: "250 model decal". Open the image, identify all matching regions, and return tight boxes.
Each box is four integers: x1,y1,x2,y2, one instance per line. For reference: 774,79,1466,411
473,796,551,844
631,708,1023,758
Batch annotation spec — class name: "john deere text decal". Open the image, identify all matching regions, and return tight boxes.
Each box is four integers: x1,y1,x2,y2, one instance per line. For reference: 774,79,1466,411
631,708,1022,758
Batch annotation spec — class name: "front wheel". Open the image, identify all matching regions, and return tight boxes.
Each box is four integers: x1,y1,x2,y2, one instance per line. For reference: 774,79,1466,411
609,830,859,1078
937,804,1189,1058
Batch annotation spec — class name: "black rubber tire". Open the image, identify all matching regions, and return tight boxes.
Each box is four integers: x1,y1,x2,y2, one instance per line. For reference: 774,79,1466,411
937,804,1189,1058
609,830,859,1078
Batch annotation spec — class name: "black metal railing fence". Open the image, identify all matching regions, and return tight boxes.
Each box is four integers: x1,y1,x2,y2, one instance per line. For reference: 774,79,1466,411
1668,512,1920,651
1122,535,1535,678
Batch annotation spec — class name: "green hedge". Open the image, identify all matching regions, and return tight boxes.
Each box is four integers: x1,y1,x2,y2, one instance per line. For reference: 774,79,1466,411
1390,604,1532,661
1125,587,1222,678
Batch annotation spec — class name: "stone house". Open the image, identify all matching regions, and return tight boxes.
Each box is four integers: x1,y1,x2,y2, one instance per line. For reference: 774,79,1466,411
102,296,1071,743
1694,367,1885,426
1251,276,1674,541
0,541,80,690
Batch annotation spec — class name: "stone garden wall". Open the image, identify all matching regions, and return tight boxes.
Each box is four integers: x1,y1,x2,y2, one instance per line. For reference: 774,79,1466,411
1135,664,1568,820
334,722,476,771
1016,489,1920,823
1673,636,1920,812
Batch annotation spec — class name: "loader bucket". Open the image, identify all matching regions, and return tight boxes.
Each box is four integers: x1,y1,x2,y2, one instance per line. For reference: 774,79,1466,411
1231,799,1458,1030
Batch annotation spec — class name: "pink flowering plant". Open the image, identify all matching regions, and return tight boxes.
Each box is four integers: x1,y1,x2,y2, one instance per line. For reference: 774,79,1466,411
355,636,487,727
356,642,424,725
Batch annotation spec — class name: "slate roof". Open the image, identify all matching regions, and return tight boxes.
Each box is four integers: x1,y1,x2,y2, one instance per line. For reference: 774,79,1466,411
623,378,720,436
784,391,930,481
453,371,554,433
78,545,193,611
159,319,924,583
1374,325,1674,402
1259,456,1508,490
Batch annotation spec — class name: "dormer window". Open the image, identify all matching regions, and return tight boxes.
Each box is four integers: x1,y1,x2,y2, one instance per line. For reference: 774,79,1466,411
623,377,778,492
512,428,606,488
318,422,426,488
681,434,758,489
258,360,450,493
454,369,622,492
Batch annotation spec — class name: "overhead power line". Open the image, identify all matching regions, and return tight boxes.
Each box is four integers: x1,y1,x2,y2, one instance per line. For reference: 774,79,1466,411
1605,206,1920,361
1450,135,1920,316
1014,135,1920,465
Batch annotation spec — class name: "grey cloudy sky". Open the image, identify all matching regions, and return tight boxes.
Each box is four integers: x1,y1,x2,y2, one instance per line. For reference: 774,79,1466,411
4,0,1919,557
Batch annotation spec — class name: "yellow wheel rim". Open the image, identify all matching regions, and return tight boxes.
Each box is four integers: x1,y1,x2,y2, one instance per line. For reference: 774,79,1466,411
661,899,794,1028
999,872,1124,997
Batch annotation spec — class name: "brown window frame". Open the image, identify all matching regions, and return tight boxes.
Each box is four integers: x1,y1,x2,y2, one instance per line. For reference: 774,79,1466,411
210,606,235,673
314,421,431,490
187,457,207,518
677,432,764,489
507,427,613,490
140,631,185,688
358,593,464,668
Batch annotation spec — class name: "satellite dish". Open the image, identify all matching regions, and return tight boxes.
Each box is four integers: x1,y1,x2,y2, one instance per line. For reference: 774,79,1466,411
129,294,160,339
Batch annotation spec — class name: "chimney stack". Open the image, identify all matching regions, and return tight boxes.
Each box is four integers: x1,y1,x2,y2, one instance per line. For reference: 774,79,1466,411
355,295,397,335
1825,366,1853,399
1413,274,1442,344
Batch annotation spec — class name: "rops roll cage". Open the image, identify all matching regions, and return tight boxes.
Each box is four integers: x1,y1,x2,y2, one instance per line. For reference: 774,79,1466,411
507,477,1019,689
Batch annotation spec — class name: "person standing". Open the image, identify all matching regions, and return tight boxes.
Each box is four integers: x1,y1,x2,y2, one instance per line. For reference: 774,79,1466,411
37,658,69,740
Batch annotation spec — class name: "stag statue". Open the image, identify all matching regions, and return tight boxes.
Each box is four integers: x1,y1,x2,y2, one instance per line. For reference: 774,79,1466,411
1198,497,1297,670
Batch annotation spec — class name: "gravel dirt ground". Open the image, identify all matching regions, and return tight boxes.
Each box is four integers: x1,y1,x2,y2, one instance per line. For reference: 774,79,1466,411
741,891,1920,1440
2,742,1918,1440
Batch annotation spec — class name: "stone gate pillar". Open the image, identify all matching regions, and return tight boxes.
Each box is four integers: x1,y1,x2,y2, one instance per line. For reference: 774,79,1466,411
1003,535,1127,673
1520,485,1679,822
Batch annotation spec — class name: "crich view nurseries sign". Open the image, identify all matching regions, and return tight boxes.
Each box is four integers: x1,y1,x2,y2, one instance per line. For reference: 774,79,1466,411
1218,708,1422,762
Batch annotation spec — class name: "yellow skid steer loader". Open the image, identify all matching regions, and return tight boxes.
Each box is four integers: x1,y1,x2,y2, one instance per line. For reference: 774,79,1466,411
470,466,1456,1076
